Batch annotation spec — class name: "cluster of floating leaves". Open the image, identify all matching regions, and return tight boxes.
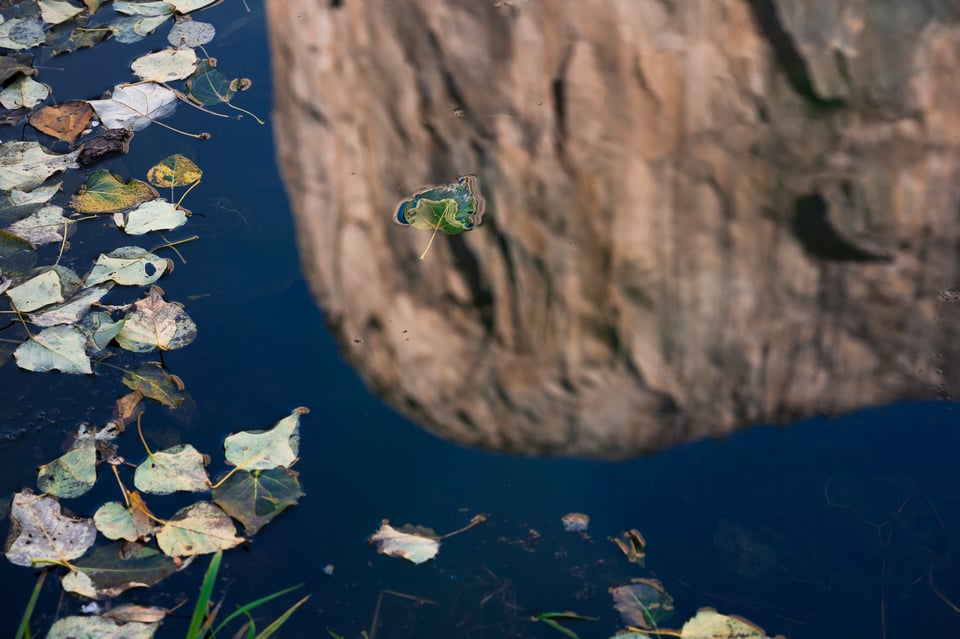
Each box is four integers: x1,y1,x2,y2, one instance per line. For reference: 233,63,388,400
0,2,288,637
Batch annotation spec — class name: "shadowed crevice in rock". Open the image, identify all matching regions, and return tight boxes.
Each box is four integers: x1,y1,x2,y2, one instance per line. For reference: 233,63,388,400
791,194,891,262
746,0,845,108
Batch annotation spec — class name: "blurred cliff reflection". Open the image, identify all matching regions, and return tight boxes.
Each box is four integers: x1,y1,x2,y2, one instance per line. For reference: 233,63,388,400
266,0,960,457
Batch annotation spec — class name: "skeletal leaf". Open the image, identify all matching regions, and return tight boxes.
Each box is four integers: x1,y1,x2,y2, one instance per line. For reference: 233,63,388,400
60,542,183,600
131,47,197,83
135,443,209,494
0,75,48,110
147,153,201,188
86,246,170,286
368,521,440,565
223,407,307,471
38,0,84,26
3,490,96,567
114,199,189,235
6,205,71,244
168,20,215,47
37,437,97,498
156,501,244,557
29,100,95,144
0,141,80,191
71,170,158,213
88,83,177,131
212,467,304,535
116,285,197,352
122,362,185,407
14,324,92,373
48,616,158,639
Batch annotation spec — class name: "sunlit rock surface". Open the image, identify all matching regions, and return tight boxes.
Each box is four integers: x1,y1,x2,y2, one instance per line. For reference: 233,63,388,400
266,0,960,457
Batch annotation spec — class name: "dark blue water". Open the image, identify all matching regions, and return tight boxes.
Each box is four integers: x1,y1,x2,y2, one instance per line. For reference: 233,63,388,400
1,3,959,638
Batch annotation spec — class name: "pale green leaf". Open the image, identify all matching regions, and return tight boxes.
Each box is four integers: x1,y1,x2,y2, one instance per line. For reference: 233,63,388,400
680,608,771,639
0,141,80,192
88,83,177,131
37,437,97,498
0,75,48,110
14,325,92,373
85,246,170,286
168,20,215,47
114,199,189,235
5,205,71,244
6,268,70,312
94,501,158,542
223,407,307,471
29,283,113,327
115,285,197,352
9,182,61,206
38,0,84,26
0,19,45,51
79,310,124,351
3,490,97,567
368,521,440,565
131,47,198,83
113,1,174,16
135,443,209,494
156,501,244,557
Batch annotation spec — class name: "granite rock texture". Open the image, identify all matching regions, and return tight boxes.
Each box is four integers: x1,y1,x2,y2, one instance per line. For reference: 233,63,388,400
266,0,960,456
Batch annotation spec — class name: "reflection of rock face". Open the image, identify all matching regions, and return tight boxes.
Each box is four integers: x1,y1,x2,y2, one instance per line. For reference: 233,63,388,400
265,1,960,456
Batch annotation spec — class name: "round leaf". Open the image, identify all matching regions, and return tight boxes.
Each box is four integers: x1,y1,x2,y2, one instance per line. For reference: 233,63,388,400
147,153,201,187
131,47,198,83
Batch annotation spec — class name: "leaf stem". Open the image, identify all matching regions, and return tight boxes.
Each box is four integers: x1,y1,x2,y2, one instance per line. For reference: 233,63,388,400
419,223,442,261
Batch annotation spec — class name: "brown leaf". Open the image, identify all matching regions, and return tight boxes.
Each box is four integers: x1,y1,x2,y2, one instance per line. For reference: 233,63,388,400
114,390,144,427
29,100,94,144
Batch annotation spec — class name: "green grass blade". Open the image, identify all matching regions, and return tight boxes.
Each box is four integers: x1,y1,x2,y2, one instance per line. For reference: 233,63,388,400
537,617,581,639
253,595,310,639
211,584,304,635
187,550,223,639
14,568,47,639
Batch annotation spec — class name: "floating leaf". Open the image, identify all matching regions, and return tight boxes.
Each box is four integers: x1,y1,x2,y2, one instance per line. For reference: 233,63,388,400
186,59,242,107
38,0,85,26
78,128,135,166
135,443,209,494
114,199,189,234
86,246,170,286
113,1,174,16
0,54,35,84
116,285,197,352
0,228,34,257
168,0,219,13
122,361,185,407
3,490,96,567
680,608,773,639
147,153,201,188
9,182,60,206
88,83,177,131
6,266,80,313
71,170,157,213
610,579,675,630
368,521,440,565
0,75,48,110
212,467,304,535
561,512,590,533
94,497,158,542
52,20,110,54
6,205,71,244
47,615,158,639
62,542,183,598
108,14,173,43
156,501,244,557
0,19,46,51
131,47,197,83
29,283,113,327
102,604,168,624
14,324,92,373
114,390,145,426
395,175,485,233
611,529,646,565
29,100,95,144
37,437,97,498
223,407,307,471
0,141,80,191
168,20,215,47
80,310,124,351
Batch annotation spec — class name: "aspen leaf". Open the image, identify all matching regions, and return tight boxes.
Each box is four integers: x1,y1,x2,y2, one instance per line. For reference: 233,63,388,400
0,75,48,110
212,467,304,535
156,501,244,557
85,246,170,286
114,199,189,235
168,20,215,47
131,47,198,83
223,407,307,471
47,616,158,639
115,285,197,352
29,100,95,144
71,170,158,213
3,490,96,567
0,141,80,191
14,324,92,373
368,521,440,565
60,542,184,600
88,83,177,131
135,443,209,494
38,0,85,26
37,436,97,498
147,153,201,188
122,361,185,407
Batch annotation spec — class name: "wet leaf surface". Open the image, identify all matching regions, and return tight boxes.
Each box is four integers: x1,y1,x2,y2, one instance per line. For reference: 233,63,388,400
93,497,158,542
223,407,306,471
131,47,198,83
368,521,440,565
114,199,189,234
135,443,209,494
46,615,158,639
70,170,157,213
3,490,96,567
86,246,170,287
60,541,183,599
122,362,185,407
156,501,244,557
29,100,95,144
115,285,197,352
147,153,202,188
14,324,92,373
212,467,303,535
0,75,48,110
87,83,177,131
610,579,675,630
37,437,97,498
0,140,80,191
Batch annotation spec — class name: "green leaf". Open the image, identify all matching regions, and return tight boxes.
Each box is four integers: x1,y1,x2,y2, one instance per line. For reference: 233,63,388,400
212,468,304,535
70,170,158,213
135,443,209,494
62,542,184,600
6,266,80,313
131,47,198,83
0,229,35,258
186,59,239,107
79,310,124,351
114,199,189,235
37,437,96,498
394,174,485,234
46,615,158,639
0,141,80,192
14,325,92,374
85,246,170,287
223,407,307,471
122,362,185,407
3,490,96,567
93,500,158,542
115,285,197,352
156,501,244,557
29,283,113,327
0,19,45,51
0,75,48,110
